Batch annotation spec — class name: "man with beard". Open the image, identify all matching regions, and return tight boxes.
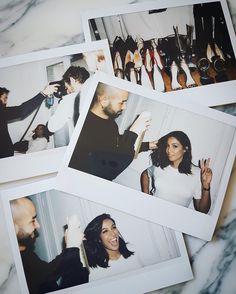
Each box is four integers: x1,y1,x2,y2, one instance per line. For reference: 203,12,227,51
68,82,157,181
10,197,89,294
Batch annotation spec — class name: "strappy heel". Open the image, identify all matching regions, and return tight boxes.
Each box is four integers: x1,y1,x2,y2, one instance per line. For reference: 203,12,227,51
113,51,124,79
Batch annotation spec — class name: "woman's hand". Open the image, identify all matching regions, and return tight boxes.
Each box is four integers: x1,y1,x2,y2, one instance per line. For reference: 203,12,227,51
200,158,213,189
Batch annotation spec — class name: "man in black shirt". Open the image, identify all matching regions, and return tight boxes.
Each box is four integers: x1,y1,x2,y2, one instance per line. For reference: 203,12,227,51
0,85,58,159
69,82,157,180
10,197,88,294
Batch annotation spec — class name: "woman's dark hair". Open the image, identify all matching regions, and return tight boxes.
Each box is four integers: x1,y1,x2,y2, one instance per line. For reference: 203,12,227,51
84,213,134,268
151,131,192,174
62,66,90,84
32,124,51,142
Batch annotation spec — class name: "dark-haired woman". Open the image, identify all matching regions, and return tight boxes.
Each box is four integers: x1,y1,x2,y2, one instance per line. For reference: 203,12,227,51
84,213,141,280
26,124,50,153
141,131,212,213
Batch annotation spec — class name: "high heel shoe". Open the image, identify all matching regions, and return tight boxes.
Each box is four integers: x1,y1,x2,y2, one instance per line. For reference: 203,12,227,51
197,57,214,85
140,64,153,89
124,50,137,83
143,48,154,88
136,35,144,53
214,43,225,61
153,62,165,92
124,62,137,83
180,59,196,88
133,49,142,84
206,43,228,82
151,39,163,70
124,50,133,66
113,51,124,79
125,35,137,53
170,61,182,90
206,43,215,62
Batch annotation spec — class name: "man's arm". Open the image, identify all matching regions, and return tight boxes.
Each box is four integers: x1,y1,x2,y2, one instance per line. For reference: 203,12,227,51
6,84,59,122
4,93,45,122
41,215,89,291
31,247,88,293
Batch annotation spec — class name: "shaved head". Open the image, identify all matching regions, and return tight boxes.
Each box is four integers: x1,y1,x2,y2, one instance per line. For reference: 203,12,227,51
10,197,40,251
91,82,129,119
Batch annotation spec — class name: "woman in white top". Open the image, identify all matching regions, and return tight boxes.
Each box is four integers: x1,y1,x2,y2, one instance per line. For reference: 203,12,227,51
26,124,49,153
83,214,140,281
141,131,212,213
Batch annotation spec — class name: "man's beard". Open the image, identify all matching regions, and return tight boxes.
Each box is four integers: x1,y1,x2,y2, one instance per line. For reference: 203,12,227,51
17,229,39,250
103,105,122,119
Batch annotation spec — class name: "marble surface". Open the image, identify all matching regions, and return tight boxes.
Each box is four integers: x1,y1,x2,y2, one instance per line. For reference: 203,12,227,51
0,0,236,294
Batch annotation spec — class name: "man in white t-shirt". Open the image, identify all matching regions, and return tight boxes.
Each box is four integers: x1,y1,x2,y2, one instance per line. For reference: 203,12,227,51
47,66,90,145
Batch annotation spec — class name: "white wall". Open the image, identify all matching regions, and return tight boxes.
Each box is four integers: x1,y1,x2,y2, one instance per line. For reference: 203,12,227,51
92,5,195,43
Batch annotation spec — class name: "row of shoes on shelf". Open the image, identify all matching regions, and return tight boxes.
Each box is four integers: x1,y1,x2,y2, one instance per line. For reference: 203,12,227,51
111,30,229,91
112,35,166,92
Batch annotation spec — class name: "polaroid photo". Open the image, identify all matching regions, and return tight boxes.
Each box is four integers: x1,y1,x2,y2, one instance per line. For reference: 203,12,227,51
81,0,236,106
211,101,236,116
1,177,192,294
0,40,113,184
56,71,236,241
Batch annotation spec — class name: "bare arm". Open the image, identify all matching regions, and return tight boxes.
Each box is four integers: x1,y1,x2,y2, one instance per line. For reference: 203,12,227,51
140,169,151,194
193,158,212,214
193,189,211,214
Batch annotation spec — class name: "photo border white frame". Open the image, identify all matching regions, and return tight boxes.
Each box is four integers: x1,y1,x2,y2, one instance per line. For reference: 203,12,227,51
81,0,236,106
0,40,114,184
55,71,236,241
1,177,193,294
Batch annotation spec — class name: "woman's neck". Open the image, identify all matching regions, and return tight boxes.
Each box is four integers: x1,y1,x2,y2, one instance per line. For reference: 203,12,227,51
170,159,182,169
108,250,121,261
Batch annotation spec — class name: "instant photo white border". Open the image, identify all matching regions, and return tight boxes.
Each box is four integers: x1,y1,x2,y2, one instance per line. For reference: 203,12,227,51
0,40,113,184
1,177,193,294
81,0,236,107
56,71,236,241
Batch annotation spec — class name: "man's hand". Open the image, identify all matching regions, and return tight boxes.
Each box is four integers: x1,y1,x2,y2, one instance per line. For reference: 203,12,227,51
129,111,151,135
41,83,60,96
65,215,84,249
149,140,158,150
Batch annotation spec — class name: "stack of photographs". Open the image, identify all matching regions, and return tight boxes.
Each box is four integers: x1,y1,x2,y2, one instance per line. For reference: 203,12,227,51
0,0,236,293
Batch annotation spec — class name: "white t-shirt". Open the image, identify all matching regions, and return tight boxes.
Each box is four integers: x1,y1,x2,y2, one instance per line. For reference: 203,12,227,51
47,77,92,140
26,137,48,153
47,92,77,138
148,164,202,207
89,253,141,282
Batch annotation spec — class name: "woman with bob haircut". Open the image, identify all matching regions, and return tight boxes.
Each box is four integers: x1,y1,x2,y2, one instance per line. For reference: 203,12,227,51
141,131,212,213
83,213,141,280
